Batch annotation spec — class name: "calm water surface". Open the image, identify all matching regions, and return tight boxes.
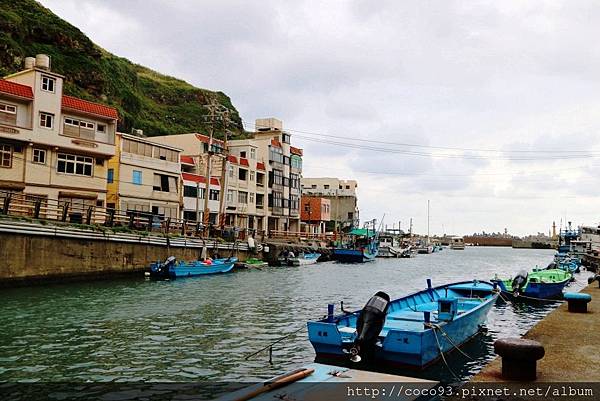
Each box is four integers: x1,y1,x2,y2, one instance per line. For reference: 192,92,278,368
0,247,592,385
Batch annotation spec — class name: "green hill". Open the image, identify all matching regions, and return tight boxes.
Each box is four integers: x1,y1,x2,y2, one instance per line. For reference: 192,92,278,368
0,0,244,138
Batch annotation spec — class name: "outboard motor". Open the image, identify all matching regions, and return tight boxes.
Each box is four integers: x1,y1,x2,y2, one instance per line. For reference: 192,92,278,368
152,256,176,279
511,270,528,296
347,291,390,362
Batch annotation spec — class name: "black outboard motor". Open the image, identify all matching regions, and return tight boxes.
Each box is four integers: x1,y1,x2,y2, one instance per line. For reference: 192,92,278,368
151,256,176,279
347,291,390,362
511,270,528,296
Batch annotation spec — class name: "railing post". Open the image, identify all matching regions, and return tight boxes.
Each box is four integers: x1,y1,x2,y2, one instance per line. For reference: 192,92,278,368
105,208,115,226
128,213,135,229
85,206,93,225
61,202,69,222
1,194,11,215
195,222,201,236
147,214,154,231
165,217,171,234
181,220,187,236
33,199,41,219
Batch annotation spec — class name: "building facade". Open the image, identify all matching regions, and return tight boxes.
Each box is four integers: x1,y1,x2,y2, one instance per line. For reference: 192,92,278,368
301,177,359,232
106,132,181,220
0,55,117,220
300,196,331,234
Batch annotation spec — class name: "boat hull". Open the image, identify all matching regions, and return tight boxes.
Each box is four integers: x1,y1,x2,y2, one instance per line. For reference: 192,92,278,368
288,253,321,266
308,280,497,369
150,258,237,279
332,248,377,263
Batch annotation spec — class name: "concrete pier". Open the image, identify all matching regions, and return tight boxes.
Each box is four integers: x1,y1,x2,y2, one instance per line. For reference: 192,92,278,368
472,282,598,383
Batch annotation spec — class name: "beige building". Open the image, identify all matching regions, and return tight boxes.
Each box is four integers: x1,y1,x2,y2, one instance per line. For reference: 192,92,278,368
106,132,182,220
0,55,117,220
150,133,224,225
301,177,359,231
229,118,302,234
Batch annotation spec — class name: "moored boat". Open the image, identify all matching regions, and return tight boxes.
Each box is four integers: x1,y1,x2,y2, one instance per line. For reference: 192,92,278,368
332,228,378,263
491,268,572,299
307,279,498,369
149,256,237,279
450,236,465,250
237,257,269,269
287,252,321,266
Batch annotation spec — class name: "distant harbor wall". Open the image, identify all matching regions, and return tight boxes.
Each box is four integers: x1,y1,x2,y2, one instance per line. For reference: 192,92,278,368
0,220,252,286
463,236,513,247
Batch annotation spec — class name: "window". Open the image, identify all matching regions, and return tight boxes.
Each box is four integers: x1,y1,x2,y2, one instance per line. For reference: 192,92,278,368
311,184,317,189
238,191,248,204
57,153,93,176
153,174,177,192
33,149,46,164
256,194,264,207
239,168,247,181
198,188,206,199
346,185,350,189
249,193,255,203
107,168,114,183
97,124,106,133
40,112,54,129
41,75,55,92
250,148,256,159
0,103,16,114
240,151,247,158
324,184,330,189
132,170,142,185
250,171,255,181
282,133,291,143
184,185,197,198
209,189,219,201
290,174,299,189
229,165,234,178
0,144,11,168
257,172,265,186
269,146,283,163
227,189,235,203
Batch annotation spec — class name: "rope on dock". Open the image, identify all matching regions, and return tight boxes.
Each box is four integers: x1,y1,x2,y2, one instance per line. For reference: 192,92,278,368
499,290,565,303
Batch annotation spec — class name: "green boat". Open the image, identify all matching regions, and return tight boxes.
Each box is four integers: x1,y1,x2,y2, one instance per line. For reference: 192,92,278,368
237,258,269,269
491,268,572,299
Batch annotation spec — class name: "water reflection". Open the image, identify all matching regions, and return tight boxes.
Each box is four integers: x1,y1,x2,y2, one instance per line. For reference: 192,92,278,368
0,247,592,385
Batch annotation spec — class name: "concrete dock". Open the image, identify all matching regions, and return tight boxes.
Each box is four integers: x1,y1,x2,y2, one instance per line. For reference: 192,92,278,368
472,282,599,383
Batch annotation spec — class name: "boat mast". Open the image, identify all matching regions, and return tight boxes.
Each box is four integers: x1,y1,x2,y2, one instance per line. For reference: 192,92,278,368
427,200,430,245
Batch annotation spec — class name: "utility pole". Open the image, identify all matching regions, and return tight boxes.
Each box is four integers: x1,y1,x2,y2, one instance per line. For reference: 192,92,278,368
202,101,229,236
217,110,230,231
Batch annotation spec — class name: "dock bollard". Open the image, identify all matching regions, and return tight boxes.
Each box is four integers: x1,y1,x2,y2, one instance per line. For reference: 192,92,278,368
494,338,545,381
587,275,600,288
563,292,592,313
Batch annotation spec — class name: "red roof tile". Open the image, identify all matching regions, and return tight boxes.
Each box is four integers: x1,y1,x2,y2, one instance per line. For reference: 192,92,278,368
239,157,249,167
181,173,219,186
270,138,282,148
257,162,266,171
290,146,303,156
180,155,195,165
62,95,118,119
227,155,238,164
195,133,224,146
0,80,33,99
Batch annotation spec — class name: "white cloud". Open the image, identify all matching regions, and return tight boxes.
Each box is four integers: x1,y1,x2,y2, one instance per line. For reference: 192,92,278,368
38,0,600,235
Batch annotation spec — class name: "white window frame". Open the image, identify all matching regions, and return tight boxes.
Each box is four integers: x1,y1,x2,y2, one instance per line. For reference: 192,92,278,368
250,171,255,181
41,75,56,93
249,193,255,203
40,112,54,129
57,153,93,177
0,144,12,168
33,148,46,164
238,191,248,204
250,148,256,159
0,103,17,114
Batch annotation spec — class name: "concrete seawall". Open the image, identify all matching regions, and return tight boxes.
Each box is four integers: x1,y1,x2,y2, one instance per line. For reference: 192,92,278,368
0,220,253,286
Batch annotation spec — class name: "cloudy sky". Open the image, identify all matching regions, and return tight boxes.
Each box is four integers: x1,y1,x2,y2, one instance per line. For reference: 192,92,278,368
40,0,600,236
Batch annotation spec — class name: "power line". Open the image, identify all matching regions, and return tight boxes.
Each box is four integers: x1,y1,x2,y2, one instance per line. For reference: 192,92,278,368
242,120,600,160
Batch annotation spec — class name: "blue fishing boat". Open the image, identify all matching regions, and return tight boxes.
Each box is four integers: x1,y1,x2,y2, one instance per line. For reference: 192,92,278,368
491,269,572,300
332,228,378,263
149,256,237,279
557,222,580,253
307,279,498,369
552,252,580,273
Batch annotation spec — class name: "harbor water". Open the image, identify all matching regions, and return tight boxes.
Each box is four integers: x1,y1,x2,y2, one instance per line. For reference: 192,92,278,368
0,247,591,385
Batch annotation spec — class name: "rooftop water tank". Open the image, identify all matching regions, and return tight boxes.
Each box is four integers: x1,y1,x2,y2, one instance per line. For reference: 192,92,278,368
35,54,50,70
24,57,36,69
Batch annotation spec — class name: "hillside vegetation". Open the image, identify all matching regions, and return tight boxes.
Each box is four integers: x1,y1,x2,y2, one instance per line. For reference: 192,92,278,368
0,0,244,137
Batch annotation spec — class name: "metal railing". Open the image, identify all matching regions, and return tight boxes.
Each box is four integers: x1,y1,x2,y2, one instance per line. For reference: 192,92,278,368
0,189,268,241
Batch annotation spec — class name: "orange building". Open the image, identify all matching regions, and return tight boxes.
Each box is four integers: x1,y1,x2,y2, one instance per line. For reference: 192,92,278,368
301,196,331,234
